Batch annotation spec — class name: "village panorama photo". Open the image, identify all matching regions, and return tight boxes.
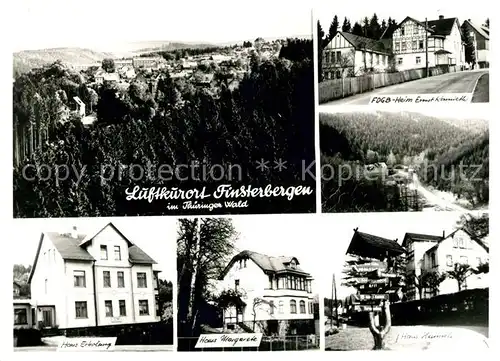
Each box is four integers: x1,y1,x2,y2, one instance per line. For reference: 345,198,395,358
12,1,316,217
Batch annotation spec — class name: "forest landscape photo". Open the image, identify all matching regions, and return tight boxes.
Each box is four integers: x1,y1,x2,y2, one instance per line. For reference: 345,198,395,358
320,107,489,213
12,3,315,217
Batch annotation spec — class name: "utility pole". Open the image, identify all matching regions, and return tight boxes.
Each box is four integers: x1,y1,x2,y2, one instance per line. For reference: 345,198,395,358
425,18,429,77
333,273,340,327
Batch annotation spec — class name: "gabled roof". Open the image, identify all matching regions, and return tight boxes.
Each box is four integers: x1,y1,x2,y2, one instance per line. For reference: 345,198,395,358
337,32,388,54
28,223,156,283
463,20,490,40
346,230,405,260
219,250,311,280
426,17,460,36
402,232,443,248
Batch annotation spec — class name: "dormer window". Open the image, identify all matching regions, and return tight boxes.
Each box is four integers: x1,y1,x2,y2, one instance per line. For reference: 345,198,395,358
290,260,297,269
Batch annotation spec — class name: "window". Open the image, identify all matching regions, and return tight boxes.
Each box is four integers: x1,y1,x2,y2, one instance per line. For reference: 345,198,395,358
412,40,417,50
431,253,436,267
14,309,27,325
401,28,405,36
74,270,86,287
446,255,453,267
309,302,314,314
376,54,379,65
416,56,421,64
119,300,126,316
278,277,284,289
100,245,108,260
139,300,149,315
268,275,273,289
398,57,403,65
114,246,121,261
137,272,147,288
103,271,111,288
336,51,341,63
419,40,424,49
105,300,113,317
401,42,407,52
278,301,284,314
75,301,88,319
117,271,125,288
460,256,468,265
395,42,400,52
44,279,48,294
269,301,275,315
290,300,297,314
299,300,306,314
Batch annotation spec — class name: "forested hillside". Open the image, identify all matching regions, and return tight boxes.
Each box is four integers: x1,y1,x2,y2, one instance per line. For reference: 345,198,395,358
320,111,489,212
13,39,315,217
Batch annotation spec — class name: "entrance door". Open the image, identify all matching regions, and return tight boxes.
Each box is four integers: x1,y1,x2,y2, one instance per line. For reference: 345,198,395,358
42,309,53,327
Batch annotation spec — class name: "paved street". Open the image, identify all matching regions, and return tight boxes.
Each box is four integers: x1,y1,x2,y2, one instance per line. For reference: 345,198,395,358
320,70,489,106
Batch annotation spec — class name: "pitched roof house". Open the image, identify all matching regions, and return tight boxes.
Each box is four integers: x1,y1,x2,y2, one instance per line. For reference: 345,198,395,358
218,250,315,336
27,223,161,330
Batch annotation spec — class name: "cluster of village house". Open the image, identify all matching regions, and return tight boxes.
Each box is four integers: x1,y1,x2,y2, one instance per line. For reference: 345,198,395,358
322,16,490,79
67,38,282,124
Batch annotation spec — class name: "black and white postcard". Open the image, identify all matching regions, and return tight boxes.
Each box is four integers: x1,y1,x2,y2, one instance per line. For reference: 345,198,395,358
12,218,174,351
177,216,320,351
12,2,315,217
318,212,489,351
320,106,489,213
315,2,490,105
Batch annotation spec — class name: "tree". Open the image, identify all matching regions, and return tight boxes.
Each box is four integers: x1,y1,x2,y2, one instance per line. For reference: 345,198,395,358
88,88,98,113
342,17,352,32
177,218,237,337
328,15,340,41
352,22,363,36
369,13,382,39
474,261,489,274
446,263,474,292
424,272,446,297
457,213,489,241
317,21,326,82
102,58,115,73
251,297,275,331
461,23,477,66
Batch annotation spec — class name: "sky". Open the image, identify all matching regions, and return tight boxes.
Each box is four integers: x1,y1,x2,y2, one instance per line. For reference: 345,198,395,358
11,216,178,281
315,0,489,31
10,0,312,52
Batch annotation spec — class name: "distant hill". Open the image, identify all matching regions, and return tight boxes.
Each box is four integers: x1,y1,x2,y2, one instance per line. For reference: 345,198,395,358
13,47,113,75
130,41,216,54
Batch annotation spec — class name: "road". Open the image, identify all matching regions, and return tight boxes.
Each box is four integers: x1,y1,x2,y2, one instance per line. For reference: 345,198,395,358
320,70,489,106
408,173,469,212
325,325,489,351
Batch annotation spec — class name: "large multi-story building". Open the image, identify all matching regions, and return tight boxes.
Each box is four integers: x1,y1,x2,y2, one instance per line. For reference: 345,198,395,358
27,222,161,330
402,228,489,300
391,15,465,71
322,32,390,79
217,250,315,335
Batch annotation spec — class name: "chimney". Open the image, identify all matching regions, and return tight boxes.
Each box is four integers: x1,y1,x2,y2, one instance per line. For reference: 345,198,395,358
439,15,444,20
71,226,78,239
442,230,445,238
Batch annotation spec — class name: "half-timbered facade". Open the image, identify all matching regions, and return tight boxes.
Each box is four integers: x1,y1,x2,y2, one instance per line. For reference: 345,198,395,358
322,32,390,79
392,16,465,71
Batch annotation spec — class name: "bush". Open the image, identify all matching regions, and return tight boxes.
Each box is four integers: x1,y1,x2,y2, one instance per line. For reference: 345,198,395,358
14,328,43,347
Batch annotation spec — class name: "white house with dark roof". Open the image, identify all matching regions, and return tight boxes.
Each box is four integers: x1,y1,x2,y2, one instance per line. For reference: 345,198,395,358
322,31,391,79
461,20,490,68
28,223,160,330
402,229,489,300
391,15,465,71
217,250,314,335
